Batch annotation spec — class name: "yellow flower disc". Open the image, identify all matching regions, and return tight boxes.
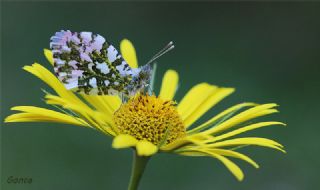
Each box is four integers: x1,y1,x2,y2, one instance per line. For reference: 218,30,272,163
113,94,186,145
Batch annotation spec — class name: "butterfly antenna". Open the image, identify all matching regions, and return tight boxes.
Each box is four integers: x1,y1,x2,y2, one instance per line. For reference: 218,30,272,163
146,41,175,65
151,41,174,59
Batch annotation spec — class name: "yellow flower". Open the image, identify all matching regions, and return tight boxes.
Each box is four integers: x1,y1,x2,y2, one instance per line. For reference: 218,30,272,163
5,39,285,183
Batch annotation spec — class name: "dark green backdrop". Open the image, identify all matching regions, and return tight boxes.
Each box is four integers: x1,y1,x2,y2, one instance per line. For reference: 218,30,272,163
1,2,320,190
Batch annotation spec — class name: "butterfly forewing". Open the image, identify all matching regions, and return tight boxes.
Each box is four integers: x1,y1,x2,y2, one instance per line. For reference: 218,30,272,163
50,30,133,95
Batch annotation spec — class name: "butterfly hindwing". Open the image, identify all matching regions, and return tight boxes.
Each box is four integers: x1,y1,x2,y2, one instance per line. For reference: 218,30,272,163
50,30,133,95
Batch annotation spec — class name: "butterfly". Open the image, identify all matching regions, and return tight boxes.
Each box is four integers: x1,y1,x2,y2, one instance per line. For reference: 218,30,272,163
50,30,174,96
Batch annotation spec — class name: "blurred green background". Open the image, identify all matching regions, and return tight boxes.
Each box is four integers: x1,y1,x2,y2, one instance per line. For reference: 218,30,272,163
1,2,320,190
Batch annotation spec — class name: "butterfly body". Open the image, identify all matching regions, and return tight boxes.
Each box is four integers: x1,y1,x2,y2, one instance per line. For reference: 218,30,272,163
50,30,151,96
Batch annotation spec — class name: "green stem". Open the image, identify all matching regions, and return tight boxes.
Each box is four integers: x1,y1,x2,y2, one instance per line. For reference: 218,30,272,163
127,151,150,190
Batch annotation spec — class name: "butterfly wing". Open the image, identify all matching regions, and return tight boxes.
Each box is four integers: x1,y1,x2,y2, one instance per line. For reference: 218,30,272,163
50,30,133,95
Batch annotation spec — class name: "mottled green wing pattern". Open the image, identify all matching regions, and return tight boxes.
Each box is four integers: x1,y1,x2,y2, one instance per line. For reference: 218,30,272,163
50,30,134,95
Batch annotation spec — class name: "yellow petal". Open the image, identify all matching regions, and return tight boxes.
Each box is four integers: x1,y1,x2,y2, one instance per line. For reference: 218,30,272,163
208,148,259,168
160,135,205,151
4,106,88,127
23,63,89,109
196,149,244,181
25,63,117,135
202,103,279,135
24,63,106,124
178,83,216,120
45,94,113,124
112,134,138,149
62,103,115,134
177,151,207,156
207,137,285,153
46,93,120,119
81,94,121,115
251,109,279,118
159,70,179,100
187,102,256,134
100,95,122,111
214,154,244,181
175,143,258,168
136,140,158,156
160,138,190,151
45,94,69,105
120,39,138,68
43,49,54,66
183,87,235,128
45,94,116,136
208,121,285,143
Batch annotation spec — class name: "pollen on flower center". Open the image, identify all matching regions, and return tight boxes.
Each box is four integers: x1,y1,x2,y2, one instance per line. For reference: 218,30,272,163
113,94,186,145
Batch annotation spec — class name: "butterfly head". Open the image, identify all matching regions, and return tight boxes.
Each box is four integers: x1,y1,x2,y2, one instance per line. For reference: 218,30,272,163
126,64,152,96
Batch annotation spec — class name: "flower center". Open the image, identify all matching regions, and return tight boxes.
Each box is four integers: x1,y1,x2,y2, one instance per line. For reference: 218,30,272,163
113,94,186,145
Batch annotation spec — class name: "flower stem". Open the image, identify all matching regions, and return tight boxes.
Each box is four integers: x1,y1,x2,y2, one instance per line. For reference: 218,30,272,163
127,151,150,190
